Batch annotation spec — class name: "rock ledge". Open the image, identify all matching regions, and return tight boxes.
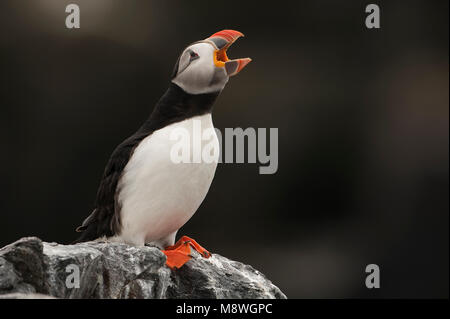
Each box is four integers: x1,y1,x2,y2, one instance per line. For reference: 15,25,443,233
0,237,286,299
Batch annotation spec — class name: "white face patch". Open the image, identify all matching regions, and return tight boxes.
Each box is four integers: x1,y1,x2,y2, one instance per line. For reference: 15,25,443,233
172,42,229,95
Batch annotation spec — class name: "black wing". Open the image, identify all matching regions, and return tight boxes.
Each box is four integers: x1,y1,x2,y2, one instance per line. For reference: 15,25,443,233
74,133,148,243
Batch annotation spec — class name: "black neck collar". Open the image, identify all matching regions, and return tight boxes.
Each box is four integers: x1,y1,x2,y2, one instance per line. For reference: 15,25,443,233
140,83,220,133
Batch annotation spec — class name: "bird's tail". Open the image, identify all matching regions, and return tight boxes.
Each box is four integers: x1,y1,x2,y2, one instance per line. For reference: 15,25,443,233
72,209,100,244
72,208,116,244
72,223,100,244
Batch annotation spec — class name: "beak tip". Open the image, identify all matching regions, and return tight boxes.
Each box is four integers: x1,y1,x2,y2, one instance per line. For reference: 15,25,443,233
242,58,252,67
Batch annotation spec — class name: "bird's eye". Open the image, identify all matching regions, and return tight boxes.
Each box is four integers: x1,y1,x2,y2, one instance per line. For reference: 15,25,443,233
189,51,199,60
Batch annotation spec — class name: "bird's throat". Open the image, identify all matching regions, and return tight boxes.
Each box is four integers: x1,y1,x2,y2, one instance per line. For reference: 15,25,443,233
142,83,220,133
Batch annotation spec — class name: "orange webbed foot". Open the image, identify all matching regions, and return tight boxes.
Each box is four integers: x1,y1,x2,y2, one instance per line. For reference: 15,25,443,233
162,236,211,270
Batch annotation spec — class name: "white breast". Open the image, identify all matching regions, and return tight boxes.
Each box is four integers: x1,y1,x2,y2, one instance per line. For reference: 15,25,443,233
115,114,219,246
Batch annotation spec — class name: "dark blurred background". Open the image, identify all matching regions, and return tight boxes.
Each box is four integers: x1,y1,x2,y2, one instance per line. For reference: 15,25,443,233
0,0,448,298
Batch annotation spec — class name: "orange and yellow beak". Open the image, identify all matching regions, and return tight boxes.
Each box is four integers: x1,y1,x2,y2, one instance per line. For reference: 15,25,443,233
206,29,252,76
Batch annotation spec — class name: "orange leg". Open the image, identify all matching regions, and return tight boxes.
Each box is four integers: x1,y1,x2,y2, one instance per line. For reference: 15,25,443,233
162,236,211,270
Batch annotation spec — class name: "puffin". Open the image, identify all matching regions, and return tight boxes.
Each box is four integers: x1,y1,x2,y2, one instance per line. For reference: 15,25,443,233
75,30,251,269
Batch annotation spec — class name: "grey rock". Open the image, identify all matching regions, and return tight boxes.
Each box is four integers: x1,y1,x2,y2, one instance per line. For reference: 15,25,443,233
0,292,56,299
0,237,286,299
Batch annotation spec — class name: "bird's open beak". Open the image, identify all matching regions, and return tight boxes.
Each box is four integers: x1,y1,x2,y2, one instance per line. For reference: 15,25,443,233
206,30,252,77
